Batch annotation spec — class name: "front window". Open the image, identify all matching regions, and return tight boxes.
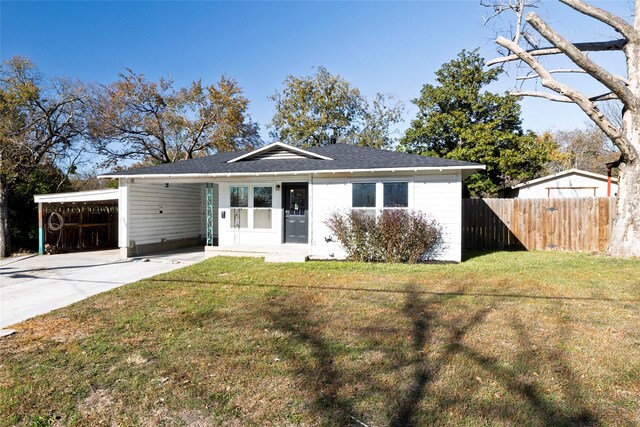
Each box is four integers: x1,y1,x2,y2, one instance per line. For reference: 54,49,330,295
230,186,249,228
383,182,408,208
253,186,272,229
352,182,376,218
229,185,274,229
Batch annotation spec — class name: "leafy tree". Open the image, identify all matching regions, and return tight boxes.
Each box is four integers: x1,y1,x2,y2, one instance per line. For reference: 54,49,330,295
269,66,403,148
487,0,640,256
88,70,261,166
0,56,86,256
399,49,554,196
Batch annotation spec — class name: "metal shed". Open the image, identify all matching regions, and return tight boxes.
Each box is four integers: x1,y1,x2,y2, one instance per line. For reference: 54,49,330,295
33,189,119,254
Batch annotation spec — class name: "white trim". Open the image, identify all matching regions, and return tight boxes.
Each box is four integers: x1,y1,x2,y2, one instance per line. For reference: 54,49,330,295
33,189,119,204
509,168,618,190
226,142,333,163
99,164,484,180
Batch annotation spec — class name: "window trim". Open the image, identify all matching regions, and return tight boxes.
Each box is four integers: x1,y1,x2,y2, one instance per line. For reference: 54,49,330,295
352,182,377,208
382,181,409,209
229,184,275,230
350,180,412,214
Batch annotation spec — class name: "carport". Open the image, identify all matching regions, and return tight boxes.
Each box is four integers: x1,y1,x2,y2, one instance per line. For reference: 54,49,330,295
33,189,119,255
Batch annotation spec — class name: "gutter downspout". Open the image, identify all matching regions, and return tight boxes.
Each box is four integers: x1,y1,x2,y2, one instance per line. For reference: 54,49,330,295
605,159,621,197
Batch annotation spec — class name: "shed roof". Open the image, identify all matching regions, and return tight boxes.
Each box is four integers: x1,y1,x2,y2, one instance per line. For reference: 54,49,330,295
99,143,484,179
509,168,618,190
33,189,119,204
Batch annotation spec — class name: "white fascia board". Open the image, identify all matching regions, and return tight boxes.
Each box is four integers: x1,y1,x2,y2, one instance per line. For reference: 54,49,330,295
33,189,119,204
98,164,485,180
226,141,333,163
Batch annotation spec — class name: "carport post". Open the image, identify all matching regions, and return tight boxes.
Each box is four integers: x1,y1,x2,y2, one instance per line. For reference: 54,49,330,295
38,202,44,255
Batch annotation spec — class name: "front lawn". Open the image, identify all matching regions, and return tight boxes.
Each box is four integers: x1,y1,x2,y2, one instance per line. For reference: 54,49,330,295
1,252,639,426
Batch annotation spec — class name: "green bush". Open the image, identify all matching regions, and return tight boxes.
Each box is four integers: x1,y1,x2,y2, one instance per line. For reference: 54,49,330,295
325,209,443,263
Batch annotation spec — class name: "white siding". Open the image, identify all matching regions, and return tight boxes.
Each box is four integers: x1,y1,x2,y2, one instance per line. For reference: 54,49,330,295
310,178,351,259
128,182,203,246
413,174,461,262
517,174,617,199
309,172,462,262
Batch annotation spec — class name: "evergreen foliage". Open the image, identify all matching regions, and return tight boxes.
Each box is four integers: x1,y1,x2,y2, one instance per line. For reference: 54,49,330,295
400,49,555,196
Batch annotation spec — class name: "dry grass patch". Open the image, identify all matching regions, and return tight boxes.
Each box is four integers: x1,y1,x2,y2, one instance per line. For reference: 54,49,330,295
1,251,639,426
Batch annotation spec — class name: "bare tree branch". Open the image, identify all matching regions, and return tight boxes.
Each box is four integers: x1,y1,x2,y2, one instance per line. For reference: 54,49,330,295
486,39,626,65
496,36,635,160
559,0,639,43
515,69,629,85
510,90,619,102
526,12,637,107
516,69,586,80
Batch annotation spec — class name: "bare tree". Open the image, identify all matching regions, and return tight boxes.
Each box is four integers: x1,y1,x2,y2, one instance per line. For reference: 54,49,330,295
88,70,261,167
0,57,87,257
487,0,640,257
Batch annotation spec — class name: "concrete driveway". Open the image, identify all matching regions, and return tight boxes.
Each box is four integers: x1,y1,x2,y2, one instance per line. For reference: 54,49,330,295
0,248,205,328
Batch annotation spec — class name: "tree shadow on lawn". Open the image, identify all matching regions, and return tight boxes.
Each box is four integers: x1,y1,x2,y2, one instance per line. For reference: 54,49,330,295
263,283,599,427
147,278,629,303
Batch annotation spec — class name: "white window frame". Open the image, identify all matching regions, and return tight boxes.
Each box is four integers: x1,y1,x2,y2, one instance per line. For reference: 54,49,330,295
252,185,274,229
229,184,275,230
351,181,411,215
382,181,410,209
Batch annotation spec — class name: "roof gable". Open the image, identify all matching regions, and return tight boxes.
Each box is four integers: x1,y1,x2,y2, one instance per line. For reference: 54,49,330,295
511,168,617,189
227,142,333,163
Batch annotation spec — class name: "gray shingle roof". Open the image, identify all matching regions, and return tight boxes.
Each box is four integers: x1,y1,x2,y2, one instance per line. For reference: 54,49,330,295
102,143,483,177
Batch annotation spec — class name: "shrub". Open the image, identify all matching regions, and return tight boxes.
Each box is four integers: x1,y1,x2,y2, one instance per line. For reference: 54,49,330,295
325,209,443,263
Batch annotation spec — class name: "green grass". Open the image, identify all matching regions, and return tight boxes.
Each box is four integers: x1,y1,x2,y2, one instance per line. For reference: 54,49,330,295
1,251,640,426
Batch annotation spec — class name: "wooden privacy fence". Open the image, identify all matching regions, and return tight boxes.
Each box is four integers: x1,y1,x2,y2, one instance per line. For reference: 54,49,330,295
462,197,616,252
43,203,118,252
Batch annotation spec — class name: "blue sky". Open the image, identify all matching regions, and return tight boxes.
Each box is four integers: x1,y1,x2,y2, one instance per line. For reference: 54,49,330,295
1,1,633,145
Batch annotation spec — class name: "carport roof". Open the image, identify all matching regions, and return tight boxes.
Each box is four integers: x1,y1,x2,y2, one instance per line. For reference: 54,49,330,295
33,189,119,204
99,143,484,178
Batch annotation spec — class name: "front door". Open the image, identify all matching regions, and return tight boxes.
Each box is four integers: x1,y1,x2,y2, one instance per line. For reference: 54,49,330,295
283,183,308,243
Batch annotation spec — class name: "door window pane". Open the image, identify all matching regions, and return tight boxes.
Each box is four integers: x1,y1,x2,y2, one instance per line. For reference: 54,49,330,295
253,187,272,208
383,182,408,207
288,188,306,211
352,183,376,208
230,186,248,207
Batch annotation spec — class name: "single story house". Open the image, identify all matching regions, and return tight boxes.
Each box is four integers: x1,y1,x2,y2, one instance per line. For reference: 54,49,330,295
99,142,484,262
498,168,618,199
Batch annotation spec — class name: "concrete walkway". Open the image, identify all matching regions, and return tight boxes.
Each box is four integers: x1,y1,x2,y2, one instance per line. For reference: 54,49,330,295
0,248,205,328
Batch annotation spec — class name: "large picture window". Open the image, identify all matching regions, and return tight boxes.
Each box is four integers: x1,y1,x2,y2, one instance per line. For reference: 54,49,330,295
229,185,274,229
383,182,408,208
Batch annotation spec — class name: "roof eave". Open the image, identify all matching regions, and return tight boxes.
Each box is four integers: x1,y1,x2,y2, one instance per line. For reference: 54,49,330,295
98,164,485,180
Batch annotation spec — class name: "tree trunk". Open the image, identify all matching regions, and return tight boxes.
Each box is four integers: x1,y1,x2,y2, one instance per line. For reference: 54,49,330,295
0,177,11,258
608,24,640,258
608,108,640,257
608,159,640,257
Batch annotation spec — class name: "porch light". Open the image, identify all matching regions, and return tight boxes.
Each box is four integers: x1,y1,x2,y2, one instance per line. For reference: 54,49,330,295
276,184,281,191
